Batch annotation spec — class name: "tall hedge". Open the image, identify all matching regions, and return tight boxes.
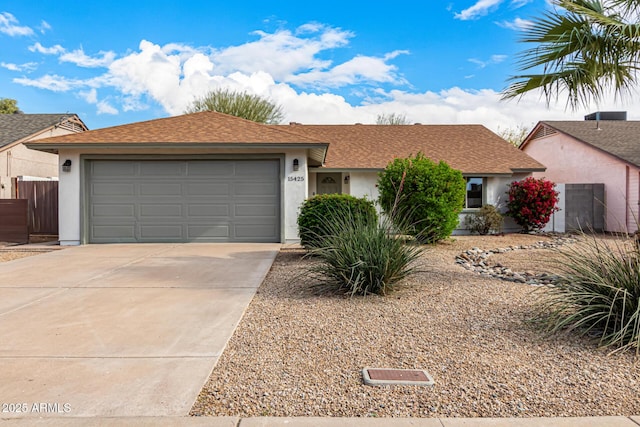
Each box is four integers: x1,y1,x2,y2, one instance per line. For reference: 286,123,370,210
297,194,378,248
378,153,466,243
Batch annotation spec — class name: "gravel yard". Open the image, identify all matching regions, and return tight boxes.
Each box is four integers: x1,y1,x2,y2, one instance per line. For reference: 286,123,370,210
192,233,640,418
0,249,47,262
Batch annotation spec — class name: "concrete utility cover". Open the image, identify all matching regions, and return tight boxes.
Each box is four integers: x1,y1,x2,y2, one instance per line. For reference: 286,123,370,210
362,368,435,386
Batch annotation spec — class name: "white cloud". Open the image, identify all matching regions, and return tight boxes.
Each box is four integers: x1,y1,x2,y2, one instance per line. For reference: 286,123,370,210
105,40,184,112
496,17,534,30
211,24,353,80
79,88,98,103
38,20,51,34
60,48,116,68
16,25,405,115
29,42,116,67
29,42,65,55
285,86,638,133
455,0,504,20
97,100,118,115
17,21,640,133
1,61,37,72
95,28,406,114
1,62,19,71
0,12,33,36
13,74,83,91
510,0,533,7
287,53,407,88
468,54,507,68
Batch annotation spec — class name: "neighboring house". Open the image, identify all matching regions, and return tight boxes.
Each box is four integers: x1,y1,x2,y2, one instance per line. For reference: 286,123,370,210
0,113,88,198
521,112,639,234
26,111,544,245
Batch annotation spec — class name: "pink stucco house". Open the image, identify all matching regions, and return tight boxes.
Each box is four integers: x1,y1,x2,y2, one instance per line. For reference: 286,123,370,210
521,112,639,233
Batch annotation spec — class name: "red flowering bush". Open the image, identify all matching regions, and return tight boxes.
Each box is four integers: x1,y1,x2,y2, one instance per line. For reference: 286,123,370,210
506,177,559,232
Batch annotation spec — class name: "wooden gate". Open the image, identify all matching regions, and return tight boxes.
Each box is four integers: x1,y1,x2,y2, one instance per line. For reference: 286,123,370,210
0,199,28,243
15,180,59,235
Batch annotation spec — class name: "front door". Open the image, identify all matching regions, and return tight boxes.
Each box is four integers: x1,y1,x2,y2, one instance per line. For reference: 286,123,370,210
317,173,342,195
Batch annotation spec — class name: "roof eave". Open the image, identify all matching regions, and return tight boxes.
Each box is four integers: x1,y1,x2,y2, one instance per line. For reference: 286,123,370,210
510,167,546,173
519,121,545,150
309,167,384,172
26,141,329,152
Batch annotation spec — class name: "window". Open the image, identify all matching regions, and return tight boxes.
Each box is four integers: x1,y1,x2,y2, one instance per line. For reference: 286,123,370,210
465,177,483,209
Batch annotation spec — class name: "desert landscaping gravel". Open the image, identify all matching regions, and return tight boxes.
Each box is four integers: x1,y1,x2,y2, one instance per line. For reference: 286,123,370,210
0,250,46,262
192,233,640,418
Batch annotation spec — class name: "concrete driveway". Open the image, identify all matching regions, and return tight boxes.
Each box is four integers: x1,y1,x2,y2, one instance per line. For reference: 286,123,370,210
0,243,279,418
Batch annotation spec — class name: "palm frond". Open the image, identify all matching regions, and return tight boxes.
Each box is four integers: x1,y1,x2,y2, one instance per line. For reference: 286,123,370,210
502,0,640,110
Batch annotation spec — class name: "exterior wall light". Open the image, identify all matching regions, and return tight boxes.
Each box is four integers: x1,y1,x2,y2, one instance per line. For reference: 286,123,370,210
62,159,72,172
344,175,350,184
293,158,299,171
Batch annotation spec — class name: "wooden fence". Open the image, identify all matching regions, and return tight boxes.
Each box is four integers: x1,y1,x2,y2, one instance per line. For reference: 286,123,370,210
0,199,28,243
15,180,59,235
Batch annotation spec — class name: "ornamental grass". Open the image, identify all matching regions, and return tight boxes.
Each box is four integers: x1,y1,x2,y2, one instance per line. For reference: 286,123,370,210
536,232,640,355
306,208,423,296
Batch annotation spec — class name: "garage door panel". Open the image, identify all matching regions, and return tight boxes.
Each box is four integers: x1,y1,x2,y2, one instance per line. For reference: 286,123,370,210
140,161,183,176
235,204,277,217
140,183,182,196
92,204,135,218
92,183,135,196
93,225,136,240
88,159,280,243
187,225,230,239
139,204,182,218
92,161,136,177
186,183,230,196
235,224,278,238
188,204,230,217
235,161,278,177
235,182,277,196
139,224,184,240
186,161,234,176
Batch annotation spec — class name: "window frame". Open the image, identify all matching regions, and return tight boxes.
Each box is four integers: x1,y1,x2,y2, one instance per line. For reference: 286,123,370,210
464,176,485,210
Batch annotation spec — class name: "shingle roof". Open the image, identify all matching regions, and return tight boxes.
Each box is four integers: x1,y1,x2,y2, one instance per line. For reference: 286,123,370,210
535,120,640,168
284,124,545,174
27,111,544,174
0,113,80,148
28,111,326,146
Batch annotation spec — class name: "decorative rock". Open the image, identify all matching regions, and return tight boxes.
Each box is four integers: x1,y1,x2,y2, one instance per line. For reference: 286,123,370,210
456,234,577,286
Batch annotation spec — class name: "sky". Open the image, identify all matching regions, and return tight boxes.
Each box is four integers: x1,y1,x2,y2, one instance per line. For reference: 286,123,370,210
1,0,638,132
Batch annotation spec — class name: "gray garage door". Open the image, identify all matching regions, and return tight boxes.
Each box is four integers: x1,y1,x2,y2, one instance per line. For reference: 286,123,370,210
87,159,280,243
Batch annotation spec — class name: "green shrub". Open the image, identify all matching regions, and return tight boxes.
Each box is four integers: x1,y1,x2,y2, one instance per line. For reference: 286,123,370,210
536,233,640,354
297,194,377,248
307,208,423,296
377,153,466,243
506,177,559,232
464,204,504,235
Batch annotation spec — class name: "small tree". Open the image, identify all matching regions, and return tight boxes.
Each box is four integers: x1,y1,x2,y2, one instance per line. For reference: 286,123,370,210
0,98,22,114
506,177,559,232
464,204,504,235
378,153,466,243
496,124,532,147
184,88,284,124
376,113,409,125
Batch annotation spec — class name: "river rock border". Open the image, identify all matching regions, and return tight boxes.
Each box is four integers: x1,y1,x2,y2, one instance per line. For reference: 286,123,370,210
455,235,578,285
